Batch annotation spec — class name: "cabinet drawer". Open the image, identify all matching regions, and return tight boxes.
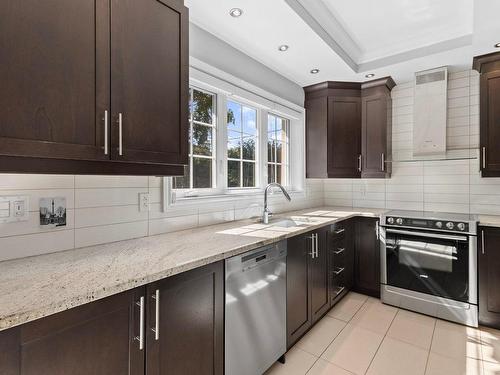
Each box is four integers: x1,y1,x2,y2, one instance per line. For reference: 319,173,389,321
330,272,347,305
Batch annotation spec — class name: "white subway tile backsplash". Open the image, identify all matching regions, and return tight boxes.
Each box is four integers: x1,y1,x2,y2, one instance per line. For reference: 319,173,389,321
0,230,74,261
75,188,147,208
75,221,148,248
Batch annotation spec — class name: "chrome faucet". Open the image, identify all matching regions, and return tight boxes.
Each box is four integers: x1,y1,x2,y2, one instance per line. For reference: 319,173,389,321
263,183,292,224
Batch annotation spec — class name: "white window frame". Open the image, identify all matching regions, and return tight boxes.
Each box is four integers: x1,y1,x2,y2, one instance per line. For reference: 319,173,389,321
267,113,290,186
164,63,306,209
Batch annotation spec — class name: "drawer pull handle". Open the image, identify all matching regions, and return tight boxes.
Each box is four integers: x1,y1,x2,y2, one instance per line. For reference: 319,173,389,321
333,248,345,255
333,286,345,296
151,289,160,340
334,229,345,235
333,267,344,275
134,296,145,350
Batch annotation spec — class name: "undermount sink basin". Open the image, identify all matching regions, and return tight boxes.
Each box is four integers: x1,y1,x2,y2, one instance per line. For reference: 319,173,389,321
268,217,322,228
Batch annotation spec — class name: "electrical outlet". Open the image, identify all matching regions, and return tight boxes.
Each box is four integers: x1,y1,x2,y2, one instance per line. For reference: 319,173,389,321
0,196,29,223
139,193,150,212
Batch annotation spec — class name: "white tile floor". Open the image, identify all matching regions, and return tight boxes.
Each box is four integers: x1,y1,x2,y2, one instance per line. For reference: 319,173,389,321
266,292,500,375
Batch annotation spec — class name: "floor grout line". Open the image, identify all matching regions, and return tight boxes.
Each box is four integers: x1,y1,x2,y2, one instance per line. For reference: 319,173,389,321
423,317,437,375
362,303,399,375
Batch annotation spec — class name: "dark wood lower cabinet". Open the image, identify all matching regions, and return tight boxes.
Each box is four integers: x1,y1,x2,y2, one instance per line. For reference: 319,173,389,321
310,226,331,324
146,261,224,375
329,220,354,306
479,226,500,329
0,262,224,375
0,288,145,375
354,218,381,298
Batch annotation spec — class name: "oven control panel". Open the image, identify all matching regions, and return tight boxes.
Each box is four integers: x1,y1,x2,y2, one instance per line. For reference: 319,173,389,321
385,217,469,232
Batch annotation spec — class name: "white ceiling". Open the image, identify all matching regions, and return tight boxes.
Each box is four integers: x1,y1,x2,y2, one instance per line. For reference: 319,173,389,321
186,0,500,86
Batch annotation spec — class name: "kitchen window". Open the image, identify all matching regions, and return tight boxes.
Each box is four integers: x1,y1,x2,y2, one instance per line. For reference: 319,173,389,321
227,101,258,188
173,87,216,190
267,114,289,186
168,68,305,206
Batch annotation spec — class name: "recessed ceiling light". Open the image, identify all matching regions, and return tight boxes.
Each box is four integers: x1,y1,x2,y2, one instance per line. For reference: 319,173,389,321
278,45,289,52
365,73,375,78
310,69,320,74
495,43,500,48
229,8,243,17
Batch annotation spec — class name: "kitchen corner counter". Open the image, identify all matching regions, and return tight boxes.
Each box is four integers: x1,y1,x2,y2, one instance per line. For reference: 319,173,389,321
0,206,384,332
478,215,500,228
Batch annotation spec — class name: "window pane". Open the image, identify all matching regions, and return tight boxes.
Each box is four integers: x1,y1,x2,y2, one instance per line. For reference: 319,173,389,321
193,158,212,189
242,107,257,136
192,124,212,156
268,164,275,184
268,115,277,134
227,131,241,159
228,160,240,187
268,140,276,162
277,164,283,185
227,101,241,132
173,161,190,189
242,137,256,160
192,90,214,124
243,162,255,187
276,141,284,164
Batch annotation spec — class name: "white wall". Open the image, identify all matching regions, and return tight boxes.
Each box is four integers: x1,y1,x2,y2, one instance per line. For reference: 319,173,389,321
325,69,500,215
0,176,323,261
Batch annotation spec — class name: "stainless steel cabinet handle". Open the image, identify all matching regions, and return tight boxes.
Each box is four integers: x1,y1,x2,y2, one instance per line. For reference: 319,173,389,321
333,229,345,235
375,221,379,240
333,267,345,275
482,230,485,255
482,147,486,170
381,153,385,172
333,248,345,255
151,289,160,340
358,155,362,172
134,296,145,350
315,233,319,258
333,286,345,296
308,235,315,258
103,110,109,155
118,113,123,156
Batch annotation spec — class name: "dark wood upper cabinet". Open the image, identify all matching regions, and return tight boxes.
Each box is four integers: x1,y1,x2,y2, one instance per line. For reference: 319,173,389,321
304,79,394,179
354,217,380,298
0,288,145,375
361,78,395,178
146,261,224,375
478,226,500,329
0,0,188,175
0,0,109,162
110,0,188,165
473,52,500,177
305,82,361,178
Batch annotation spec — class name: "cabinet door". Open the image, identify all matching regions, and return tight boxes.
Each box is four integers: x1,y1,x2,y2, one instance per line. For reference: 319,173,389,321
479,227,500,328
0,0,110,161
354,218,381,298
480,71,500,177
361,94,391,178
110,0,189,165
306,97,329,178
0,288,145,375
146,261,224,375
310,227,331,324
287,233,312,348
327,97,361,178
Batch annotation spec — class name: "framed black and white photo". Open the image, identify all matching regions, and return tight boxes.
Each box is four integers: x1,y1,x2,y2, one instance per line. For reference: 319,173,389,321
39,197,67,227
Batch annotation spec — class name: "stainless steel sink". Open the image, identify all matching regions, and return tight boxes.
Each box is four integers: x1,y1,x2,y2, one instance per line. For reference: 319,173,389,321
267,217,323,228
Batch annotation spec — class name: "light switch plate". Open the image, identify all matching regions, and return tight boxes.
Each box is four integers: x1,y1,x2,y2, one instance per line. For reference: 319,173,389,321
0,196,29,223
139,193,150,212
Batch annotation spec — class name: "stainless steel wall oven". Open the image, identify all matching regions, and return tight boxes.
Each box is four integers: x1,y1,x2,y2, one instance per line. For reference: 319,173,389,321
380,211,478,326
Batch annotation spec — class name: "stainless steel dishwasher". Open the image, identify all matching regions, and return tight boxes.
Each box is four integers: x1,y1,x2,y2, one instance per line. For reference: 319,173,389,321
225,241,287,375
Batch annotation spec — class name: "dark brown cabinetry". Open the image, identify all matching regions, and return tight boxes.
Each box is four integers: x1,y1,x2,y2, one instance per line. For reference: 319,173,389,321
286,226,330,348
361,78,395,178
304,78,394,179
0,262,224,375
329,220,354,306
305,82,361,178
478,226,500,329
354,218,380,298
473,52,500,177
0,288,145,375
0,0,188,175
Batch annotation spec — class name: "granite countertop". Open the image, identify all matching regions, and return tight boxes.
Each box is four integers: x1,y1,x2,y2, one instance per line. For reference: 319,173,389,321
0,206,385,331
1,205,498,332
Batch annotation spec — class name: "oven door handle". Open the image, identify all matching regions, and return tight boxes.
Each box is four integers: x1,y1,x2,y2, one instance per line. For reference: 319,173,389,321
385,228,468,242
